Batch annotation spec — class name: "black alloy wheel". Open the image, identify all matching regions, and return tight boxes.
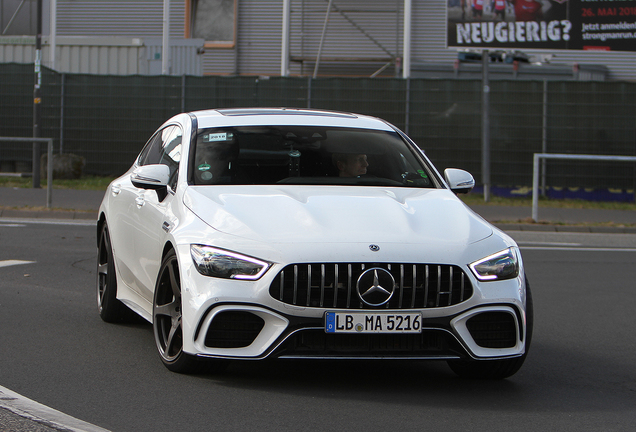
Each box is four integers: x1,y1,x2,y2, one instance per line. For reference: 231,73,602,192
97,223,133,323
153,249,201,373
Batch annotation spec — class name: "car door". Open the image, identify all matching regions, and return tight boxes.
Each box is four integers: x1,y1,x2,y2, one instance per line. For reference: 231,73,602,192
131,125,183,302
108,130,167,297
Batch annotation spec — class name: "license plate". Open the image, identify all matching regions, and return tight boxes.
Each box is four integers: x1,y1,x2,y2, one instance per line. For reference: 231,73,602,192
325,311,422,334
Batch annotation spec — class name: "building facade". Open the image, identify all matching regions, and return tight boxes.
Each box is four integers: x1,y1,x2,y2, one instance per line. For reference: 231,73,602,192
1,0,635,80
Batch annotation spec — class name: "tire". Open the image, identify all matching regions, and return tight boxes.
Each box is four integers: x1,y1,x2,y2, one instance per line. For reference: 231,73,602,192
153,249,201,373
97,222,135,323
448,277,534,379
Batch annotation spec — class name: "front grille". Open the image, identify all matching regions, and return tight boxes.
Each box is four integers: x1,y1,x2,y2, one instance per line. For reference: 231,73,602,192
274,329,463,358
466,312,517,348
205,311,265,348
269,263,473,309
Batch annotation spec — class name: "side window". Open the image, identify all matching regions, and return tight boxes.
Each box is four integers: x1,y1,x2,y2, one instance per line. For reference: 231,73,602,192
138,125,183,191
162,127,183,190
186,0,237,48
138,132,164,167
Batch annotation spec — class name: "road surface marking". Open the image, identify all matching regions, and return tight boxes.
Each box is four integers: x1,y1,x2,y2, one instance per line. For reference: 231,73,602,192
0,260,36,268
0,218,95,226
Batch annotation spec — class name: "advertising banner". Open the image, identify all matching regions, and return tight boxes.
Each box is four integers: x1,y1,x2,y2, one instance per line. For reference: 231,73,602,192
447,0,636,52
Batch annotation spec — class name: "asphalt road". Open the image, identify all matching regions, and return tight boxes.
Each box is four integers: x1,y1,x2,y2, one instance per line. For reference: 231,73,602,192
1,220,635,432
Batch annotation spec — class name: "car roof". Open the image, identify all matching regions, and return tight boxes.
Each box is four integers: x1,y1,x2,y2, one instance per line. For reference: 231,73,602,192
190,108,395,131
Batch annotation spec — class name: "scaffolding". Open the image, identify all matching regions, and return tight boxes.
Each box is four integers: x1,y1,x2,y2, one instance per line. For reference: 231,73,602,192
281,0,412,78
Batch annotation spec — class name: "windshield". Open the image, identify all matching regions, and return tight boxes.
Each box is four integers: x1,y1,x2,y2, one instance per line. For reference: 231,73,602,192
189,126,438,188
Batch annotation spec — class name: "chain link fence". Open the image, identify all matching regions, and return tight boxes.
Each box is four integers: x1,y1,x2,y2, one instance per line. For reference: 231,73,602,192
1,63,635,198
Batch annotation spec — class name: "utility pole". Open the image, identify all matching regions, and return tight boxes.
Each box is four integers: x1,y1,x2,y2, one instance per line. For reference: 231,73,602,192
33,0,43,188
402,0,412,79
481,49,490,202
281,0,291,76
162,0,170,75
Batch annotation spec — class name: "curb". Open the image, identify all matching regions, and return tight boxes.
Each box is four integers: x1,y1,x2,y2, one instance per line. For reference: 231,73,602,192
0,386,110,432
0,208,634,233
0,207,636,234
493,222,636,234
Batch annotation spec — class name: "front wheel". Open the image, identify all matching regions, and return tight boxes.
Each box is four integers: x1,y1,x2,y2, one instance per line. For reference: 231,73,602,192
448,278,534,379
153,249,201,373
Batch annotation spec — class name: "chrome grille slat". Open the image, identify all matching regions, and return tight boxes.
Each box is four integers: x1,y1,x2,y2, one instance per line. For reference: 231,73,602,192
398,265,404,308
447,266,454,307
293,265,298,305
306,265,311,307
424,265,429,309
385,264,391,309
320,264,325,308
270,263,473,310
347,264,352,308
411,265,417,308
435,265,442,307
278,271,284,300
333,264,339,307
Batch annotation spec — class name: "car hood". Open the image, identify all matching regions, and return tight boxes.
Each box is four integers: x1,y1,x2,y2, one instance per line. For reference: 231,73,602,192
183,186,492,246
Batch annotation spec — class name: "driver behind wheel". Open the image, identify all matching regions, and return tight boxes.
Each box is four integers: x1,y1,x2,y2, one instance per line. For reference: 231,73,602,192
332,153,369,178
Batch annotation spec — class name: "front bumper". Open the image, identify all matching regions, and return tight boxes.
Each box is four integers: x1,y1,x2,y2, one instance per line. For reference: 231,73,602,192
177,244,528,362
190,302,527,361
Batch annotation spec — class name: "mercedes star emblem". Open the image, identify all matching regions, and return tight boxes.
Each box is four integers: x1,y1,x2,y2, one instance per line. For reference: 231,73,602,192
357,268,396,306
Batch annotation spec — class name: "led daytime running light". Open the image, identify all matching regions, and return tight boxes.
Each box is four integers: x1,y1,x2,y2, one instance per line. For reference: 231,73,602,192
191,245,270,280
469,247,519,281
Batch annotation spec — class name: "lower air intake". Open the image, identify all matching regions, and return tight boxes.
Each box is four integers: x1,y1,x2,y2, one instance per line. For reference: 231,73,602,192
466,312,517,348
205,311,265,348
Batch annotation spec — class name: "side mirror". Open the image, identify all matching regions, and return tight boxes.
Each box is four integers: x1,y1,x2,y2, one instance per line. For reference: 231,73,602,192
131,164,170,190
444,168,475,194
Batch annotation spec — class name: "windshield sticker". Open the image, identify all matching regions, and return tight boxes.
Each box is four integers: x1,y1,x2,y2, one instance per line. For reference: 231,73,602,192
198,163,211,171
200,171,213,181
203,132,233,142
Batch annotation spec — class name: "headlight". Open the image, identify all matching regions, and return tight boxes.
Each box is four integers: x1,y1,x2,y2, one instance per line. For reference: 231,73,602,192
190,245,271,280
469,247,519,281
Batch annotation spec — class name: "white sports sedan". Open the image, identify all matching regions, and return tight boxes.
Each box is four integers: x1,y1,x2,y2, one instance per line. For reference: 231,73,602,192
97,108,532,379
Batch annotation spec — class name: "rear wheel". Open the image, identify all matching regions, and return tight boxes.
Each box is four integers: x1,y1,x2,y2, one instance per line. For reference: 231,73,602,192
153,249,201,373
448,278,534,379
97,222,134,323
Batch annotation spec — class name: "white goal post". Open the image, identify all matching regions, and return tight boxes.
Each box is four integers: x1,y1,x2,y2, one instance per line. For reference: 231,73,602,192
532,153,636,222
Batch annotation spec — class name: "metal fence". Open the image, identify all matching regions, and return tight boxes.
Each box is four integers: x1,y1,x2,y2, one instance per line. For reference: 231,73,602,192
0,137,53,207
1,63,635,199
532,153,636,221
